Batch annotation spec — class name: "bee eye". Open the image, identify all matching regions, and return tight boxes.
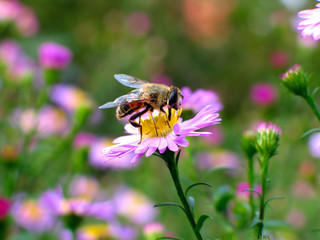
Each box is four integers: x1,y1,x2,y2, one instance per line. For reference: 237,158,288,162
168,89,178,106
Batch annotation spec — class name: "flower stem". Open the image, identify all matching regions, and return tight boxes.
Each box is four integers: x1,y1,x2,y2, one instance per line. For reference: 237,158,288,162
304,95,320,122
163,150,203,240
257,158,268,239
247,155,255,219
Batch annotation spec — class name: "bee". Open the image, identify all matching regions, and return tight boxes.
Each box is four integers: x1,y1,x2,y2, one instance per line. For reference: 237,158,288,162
99,74,184,138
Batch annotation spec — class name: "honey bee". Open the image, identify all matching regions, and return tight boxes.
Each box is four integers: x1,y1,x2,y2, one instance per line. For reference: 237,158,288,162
99,74,184,137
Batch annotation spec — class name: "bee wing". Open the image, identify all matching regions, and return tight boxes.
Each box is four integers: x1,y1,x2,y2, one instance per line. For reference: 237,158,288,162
98,95,126,109
114,74,149,89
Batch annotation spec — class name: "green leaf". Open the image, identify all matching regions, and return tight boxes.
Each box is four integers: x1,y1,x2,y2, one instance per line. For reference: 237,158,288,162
185,182,212,196
242,188,262,199
312,87,320,98
311,228,320,233
188,196,195,217
250,218,262,228
156,237,184,240
263,196,285,208
263,220,290,229
154,202,185,213
301,128,320,139
196,215,213,232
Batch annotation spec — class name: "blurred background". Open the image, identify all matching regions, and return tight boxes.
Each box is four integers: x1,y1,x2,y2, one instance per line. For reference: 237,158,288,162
1,0,320,239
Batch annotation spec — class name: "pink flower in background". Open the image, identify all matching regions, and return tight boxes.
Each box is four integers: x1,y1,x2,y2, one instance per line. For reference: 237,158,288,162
308,132,320,158
11,199,55,233
286,210,306,229
73,132,98,149
36,106,69,136
236,182,261,200
126,11,151,35
0,0,38,36
250,83,278,106
269,51,289,68
69,176,101,201
181,87,223,113
202,125,224,145
143,222,165,237
112,186,157,225
13,106,69,136
89,138,136,169
40,186,115,221
0,197,11,219
297,2,320,41
0,40,22,65
103,105,221,164
195,150,240,173
50,84,94,113
38,42,72,70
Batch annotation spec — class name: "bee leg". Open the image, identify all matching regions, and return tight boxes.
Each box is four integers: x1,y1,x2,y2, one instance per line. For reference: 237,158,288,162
129,105,151,143
168,107,172,121
149,111,159,137
160,106,171,129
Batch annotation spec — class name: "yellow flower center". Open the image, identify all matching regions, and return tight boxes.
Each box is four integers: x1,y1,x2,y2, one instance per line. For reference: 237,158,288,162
21,200,45,221
81,224,110,238
138,109,182,140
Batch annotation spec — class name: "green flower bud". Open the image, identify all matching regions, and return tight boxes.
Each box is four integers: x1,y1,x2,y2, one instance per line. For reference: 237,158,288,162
280,64,309,98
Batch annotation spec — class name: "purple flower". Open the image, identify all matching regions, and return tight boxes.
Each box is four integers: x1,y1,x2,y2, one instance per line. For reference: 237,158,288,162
11,199,55,233
297,2,320,41
181,87,223,113
103,105,221,164
40,186,114,221
250,83,278,107
308,132,320,158
38,42,72,70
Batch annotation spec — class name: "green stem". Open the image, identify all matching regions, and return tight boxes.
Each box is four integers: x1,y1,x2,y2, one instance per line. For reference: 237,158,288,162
163,151,203,240
257,158,268,239
305,95,320,122
247,155,255,219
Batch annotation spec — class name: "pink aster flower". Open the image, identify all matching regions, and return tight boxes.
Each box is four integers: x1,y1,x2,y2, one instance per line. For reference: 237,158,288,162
103,105,221,164
38,42,72,70
40,186,114,221
250,83,278,107
181,87,223,113
297,2,320,41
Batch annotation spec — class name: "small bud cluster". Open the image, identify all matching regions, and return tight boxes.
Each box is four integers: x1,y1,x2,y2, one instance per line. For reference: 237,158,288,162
255,122,282,159
280,65,309,97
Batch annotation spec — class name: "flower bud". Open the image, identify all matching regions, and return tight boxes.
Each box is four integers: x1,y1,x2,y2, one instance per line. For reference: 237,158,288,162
280,65,309,97
0,197,10,220
255,122,282,159
241,130,257,159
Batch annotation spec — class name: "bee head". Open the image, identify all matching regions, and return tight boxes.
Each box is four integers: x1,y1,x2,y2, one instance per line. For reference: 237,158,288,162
168,86,184,110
